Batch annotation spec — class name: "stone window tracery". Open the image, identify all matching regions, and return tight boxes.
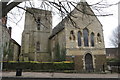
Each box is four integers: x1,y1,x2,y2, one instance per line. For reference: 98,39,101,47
97,33,102,43
69,30,75,40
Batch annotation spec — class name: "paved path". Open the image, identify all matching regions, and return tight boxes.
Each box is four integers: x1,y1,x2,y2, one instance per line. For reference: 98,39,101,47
1,72,120,78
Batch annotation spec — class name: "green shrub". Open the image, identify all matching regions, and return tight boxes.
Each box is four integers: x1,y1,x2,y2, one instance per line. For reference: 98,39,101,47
107,58,120,62
3,61,74,71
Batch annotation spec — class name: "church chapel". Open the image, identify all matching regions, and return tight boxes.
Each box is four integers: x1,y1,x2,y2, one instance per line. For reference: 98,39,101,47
20,1,106,71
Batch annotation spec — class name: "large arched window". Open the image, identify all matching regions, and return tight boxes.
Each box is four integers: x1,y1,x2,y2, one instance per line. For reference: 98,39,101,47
78,31,82,46
91,32,94,47
83,28,89,46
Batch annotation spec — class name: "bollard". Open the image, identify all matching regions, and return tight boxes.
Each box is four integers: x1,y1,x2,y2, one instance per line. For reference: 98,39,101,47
16,68,22,76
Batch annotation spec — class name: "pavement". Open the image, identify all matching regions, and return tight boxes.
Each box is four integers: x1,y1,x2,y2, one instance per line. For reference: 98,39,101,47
1,71,120,78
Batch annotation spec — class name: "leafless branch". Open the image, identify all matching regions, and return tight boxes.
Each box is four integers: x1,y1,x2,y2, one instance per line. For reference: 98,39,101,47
2,0,119,29
110,26,120,47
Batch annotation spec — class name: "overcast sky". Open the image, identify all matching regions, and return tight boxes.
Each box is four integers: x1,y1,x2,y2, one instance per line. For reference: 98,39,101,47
7,0,119,48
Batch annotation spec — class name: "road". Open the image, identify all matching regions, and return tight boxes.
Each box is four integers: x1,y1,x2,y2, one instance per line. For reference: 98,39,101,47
1,72,120,78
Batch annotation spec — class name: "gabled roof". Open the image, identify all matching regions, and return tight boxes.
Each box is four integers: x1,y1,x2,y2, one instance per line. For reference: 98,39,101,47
49,1,102,39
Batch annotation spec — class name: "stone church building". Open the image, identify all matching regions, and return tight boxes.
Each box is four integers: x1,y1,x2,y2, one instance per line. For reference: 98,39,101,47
20,2,106,71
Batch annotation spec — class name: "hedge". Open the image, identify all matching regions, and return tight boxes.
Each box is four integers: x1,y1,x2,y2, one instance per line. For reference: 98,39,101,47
3,61,74,71
107,61,120,66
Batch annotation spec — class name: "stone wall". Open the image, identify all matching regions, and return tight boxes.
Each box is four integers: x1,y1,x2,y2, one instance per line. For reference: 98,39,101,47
21,8,52,62
50,29,66,61
50,2,106,71
10,39,21,61
2,27,10,61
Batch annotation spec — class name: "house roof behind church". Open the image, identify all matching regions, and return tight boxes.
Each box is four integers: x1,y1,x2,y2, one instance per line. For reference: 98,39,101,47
106,48,118,56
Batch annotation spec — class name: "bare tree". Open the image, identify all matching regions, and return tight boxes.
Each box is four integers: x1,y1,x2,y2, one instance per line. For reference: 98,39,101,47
1,0,119,26
0,0,119,72
1,0,28,18
110,26,120,47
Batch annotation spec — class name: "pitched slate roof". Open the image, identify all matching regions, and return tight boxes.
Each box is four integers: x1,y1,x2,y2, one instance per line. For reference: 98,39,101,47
49,17,68,39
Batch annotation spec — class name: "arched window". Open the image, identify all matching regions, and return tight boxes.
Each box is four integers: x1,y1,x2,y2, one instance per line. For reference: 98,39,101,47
91,32,94,47
83,28,89,46
69,30,75,40
78,31,82,46
97,33,102,43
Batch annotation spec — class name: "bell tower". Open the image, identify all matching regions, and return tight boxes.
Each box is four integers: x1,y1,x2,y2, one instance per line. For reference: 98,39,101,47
21,8,52,61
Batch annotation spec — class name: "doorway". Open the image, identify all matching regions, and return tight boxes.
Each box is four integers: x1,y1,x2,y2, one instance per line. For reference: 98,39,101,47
85,53,93,72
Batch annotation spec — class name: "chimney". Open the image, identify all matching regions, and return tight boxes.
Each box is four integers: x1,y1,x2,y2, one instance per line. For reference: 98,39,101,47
8,27,12,38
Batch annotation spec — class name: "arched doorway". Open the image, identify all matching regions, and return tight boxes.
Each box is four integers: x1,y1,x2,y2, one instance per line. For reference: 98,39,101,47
85,53,93,72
